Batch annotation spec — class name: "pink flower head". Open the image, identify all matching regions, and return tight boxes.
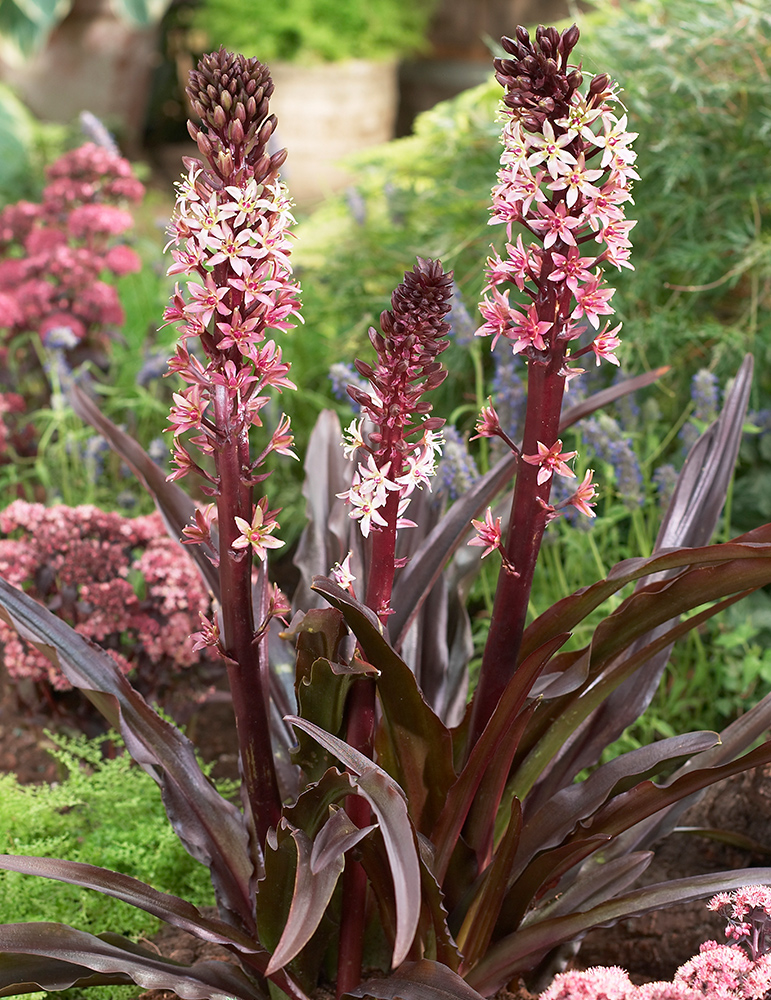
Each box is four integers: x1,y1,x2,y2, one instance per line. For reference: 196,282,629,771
471,399,502,441
508,303,553,355
539,966,632,1000
566,469,598,517
469,507,503,559
591,323,623,366
232,497,284,561
522,439,577,485
572,272,616,329
531,200,583,249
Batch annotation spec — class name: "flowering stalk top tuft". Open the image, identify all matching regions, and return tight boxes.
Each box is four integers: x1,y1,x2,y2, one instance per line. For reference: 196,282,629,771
338,257,451,616
163,47,302,841
468,22,636,744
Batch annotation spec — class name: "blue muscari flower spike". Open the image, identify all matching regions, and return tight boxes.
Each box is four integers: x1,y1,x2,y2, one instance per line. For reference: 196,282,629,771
448,283,477,347
435,426,480,501
680,369,720,453
491,352,527,443
329,362,369,413
582,413,643,509
653,463,678,511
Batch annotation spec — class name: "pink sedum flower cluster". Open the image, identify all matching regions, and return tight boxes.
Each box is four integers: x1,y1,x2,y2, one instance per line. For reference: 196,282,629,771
0,143,143,352
539,888,771,1000
0,501,214,693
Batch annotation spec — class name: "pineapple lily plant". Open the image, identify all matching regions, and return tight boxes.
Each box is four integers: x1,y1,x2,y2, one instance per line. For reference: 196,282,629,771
3,28,771,1000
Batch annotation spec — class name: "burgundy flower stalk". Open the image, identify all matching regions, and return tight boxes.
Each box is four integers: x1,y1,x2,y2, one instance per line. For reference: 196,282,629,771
467,24,637,746
334,258,451,995
163,49,301,843
340,257,452,620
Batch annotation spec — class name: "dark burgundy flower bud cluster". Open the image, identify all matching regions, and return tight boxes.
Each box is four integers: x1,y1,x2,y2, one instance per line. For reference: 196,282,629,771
349,258,452,435
186,47,286,185
495,24,583,132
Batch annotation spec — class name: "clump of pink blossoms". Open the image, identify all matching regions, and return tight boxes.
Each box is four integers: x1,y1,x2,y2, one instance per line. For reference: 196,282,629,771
467,23,637,742
0,142,143,355
537,887,771,1000
0,500,214,695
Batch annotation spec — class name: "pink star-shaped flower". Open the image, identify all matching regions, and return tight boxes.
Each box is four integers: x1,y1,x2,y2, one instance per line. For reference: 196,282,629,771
522,439,577,485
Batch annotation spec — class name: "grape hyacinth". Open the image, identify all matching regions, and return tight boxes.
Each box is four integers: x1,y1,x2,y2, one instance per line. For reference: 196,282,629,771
468,23,637,742
162,48,301,841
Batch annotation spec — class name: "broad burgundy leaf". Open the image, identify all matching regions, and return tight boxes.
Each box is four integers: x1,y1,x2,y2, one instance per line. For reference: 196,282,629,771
68,381,220,600
0,576,253,927
346,959,486,1000
519,525,771,665
541,355,754,787
0,951,133,995
0,923,263,1000
287,717,421,967
513,731,720,870
535,852,654,922
266,815,372,975
466,868,771,995
0,856,265,957
312,577,456,833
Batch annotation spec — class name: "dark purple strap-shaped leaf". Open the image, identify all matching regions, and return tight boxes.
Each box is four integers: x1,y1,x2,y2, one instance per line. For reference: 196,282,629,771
459,634,570,868
0,576,254,928
0,923,264,1000
514,731,719,869
536,355,754,792
286,717,421,968
616,687,771,854
312,577,457,834
515,591,753,802
67,381,220,600
456,799,523,971
536,852,654,922
0,950,134,995
346,958,486,1000
519,526,771,665
432,631,565,884
558,367,670,431
573,739,771,845
466,868,771,995
497,835,613,939
390,368,670,649
0,855,264,957
266,814,373,975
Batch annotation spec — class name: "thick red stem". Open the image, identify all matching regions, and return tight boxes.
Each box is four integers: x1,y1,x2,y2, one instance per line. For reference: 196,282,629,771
214,385,281,847
467,358,567,748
